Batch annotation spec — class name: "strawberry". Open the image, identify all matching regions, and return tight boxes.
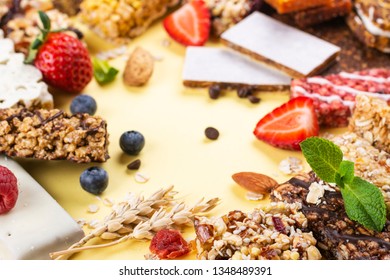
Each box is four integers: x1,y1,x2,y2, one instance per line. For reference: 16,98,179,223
253,96,319,150
163,0,211,46
0,165,18,214
26,11,93,93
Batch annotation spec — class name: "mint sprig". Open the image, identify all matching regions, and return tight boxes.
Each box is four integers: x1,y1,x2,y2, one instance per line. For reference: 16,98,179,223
92,58,119,85
300,137,387,232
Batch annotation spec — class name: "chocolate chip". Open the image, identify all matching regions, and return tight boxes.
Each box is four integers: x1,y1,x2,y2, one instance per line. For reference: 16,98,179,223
237,86,252,98
248,95,261,104
127,159,141,170
208,84,221,99
205,127,219,140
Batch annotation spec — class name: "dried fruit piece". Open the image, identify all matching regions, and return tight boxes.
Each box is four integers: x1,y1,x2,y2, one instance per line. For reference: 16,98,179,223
149,229,191,259
0,165,18,214
232,172,278,194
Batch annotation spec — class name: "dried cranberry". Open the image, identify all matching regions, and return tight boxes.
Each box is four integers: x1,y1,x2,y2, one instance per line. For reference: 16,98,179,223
272,216,286,234
149,229,191,259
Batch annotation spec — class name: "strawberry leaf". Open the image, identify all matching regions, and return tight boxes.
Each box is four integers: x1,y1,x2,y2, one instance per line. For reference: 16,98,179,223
38,11,51,32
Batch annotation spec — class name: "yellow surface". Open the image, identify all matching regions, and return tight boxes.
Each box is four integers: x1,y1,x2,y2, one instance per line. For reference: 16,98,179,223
17,20,345,260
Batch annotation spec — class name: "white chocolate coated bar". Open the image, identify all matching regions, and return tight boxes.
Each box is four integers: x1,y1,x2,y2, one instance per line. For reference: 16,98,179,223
182,46,291,90
221,12,341,78
0,156,84,259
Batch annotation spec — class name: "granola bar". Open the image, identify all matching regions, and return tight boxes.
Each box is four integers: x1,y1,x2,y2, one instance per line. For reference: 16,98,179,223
271,172,390,259
1,0,74,54
349,95,390,155
265,0,332,14
290,68,390,127
79,0,180,43
292,0,352,28
0,108,109,163
203,0,262,36
194,202,322,260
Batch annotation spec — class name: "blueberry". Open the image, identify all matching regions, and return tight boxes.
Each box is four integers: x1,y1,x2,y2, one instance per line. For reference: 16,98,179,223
119,130,145,155
79,166,108,195
70,94,97,115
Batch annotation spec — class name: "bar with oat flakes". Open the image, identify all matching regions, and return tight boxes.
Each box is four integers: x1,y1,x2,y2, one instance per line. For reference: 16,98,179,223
0,108,109,163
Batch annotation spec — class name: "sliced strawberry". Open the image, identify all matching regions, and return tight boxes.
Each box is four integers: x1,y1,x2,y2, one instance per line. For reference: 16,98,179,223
253,96,319,150
163,0,210,46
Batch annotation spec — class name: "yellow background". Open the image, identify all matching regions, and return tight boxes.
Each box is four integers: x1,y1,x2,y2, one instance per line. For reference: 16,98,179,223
17,20,344,260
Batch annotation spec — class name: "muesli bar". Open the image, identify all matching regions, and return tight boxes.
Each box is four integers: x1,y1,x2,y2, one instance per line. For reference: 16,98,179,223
271,172,390,259
0,108,109,163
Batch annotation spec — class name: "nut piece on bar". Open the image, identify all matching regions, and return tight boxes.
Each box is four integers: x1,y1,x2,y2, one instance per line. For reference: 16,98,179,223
349,95,390,155
265,0,332,14
290,68,390,127
182,47,291,91
293,0,352,28
52,0,82,16
79,0,180,43
0,108,109,163
194,202,321,260
271,172,390,260
221,12,340,78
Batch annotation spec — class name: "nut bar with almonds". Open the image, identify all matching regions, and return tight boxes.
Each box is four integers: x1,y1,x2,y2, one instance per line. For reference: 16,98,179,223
0,108,109,163
271,172,390,259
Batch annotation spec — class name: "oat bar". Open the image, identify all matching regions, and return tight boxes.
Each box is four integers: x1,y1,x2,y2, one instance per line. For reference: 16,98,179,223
292,0,352,28
265,0,332,14
290,68,390,127
220,12,340,78
203,0,262,36
271,172,390,259
0,108,109,163
79,0,180,43
349,94,390,155
194,202,322,260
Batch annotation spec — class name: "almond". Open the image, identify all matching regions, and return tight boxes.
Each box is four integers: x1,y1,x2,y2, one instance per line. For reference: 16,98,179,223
232,172,278,194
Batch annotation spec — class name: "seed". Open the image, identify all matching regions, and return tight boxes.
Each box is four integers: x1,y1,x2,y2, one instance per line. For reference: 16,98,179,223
127,159,141,170
208,84,221,99
248,95,261,104
135,172,150,183
205,127,219,140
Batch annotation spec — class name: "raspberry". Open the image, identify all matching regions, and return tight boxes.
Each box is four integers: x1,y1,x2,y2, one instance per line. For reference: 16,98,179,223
0,165,18,214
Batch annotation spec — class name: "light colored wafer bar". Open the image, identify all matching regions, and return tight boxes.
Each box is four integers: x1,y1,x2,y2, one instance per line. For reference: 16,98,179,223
182,47,291,90
221,12,341,78
0,156,84,260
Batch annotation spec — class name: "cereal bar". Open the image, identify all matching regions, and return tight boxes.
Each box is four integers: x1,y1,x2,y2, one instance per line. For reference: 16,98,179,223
265,0,332,14
0,108,109,163
349,95,390,155
271,172,390,259
194,202,322,260
290,68,390,127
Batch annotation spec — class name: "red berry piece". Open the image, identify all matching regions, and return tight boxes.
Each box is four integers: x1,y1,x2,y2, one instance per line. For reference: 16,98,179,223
163,0,211,46
0,165,19,214
253,96,319,150
149,229,191,259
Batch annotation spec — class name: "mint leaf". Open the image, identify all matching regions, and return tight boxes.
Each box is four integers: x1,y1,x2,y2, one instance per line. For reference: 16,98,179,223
341,176,386,232
338,160,354,184
92,58,119,85
300,137,343,183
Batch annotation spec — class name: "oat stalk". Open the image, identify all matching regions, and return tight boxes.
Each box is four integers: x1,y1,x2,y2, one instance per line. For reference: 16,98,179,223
50,186,220,260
